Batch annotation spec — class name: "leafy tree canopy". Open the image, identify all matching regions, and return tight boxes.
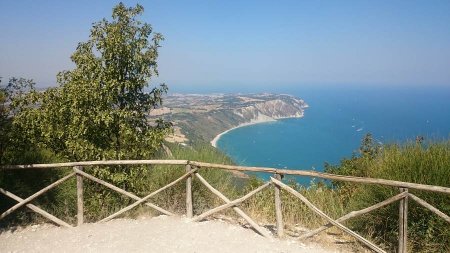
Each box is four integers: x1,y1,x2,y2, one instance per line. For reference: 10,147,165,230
0,77,37,164
13,3,171,161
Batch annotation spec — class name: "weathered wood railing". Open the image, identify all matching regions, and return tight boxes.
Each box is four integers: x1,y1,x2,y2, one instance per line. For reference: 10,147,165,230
1,160,449,253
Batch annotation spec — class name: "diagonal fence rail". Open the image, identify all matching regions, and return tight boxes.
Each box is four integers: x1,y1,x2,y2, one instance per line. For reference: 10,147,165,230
1,160,449,253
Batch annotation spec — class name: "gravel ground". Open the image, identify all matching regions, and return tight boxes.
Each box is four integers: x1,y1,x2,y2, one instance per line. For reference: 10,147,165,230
0,216,338,253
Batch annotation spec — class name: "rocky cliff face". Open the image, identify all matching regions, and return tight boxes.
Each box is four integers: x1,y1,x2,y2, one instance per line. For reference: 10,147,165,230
149,94,308,144
235,97,307,123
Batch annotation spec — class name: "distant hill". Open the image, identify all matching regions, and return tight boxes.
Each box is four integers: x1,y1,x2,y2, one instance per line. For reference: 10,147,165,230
149,93,308,144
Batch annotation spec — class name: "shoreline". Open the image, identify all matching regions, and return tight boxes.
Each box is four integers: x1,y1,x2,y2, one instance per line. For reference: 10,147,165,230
210,115,304,148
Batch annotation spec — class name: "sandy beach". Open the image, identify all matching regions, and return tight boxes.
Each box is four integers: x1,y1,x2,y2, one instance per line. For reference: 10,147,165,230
210,115,304,148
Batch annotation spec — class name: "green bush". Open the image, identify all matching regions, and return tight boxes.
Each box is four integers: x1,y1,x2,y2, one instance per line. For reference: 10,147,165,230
327,138,450,252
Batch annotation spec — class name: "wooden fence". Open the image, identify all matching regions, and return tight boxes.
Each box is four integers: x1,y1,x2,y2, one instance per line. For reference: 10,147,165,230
1,160,449,253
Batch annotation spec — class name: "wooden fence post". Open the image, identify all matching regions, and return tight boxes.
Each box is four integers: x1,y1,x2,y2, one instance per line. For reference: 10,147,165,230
186,163,193,218
398,188,408,253
274,173,284,237
74,166,84,226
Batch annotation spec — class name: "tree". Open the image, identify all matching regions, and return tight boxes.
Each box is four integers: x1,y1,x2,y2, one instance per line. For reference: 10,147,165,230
0,77,36,164
0,77,8,164
14,3,171,162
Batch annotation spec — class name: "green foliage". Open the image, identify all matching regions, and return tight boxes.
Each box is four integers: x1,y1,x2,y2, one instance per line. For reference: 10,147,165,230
359,133,382,159
0,78,8,164
0,78,74,227
0,77,37,164
327,135,450,252
1,3,172,225
157,143,239,214
13,3,170,162
81,142,239,221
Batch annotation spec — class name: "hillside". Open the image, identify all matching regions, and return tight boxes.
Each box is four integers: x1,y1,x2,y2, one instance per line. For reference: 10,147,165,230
149,93,308,144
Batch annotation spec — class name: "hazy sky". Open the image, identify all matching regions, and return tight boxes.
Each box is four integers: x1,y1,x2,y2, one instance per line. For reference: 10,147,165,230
1,0,450,91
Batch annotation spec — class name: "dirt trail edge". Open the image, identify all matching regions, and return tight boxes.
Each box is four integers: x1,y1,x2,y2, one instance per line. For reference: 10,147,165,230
0,215,339,253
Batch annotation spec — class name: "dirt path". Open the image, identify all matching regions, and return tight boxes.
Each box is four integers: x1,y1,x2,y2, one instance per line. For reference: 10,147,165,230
0,216,338,253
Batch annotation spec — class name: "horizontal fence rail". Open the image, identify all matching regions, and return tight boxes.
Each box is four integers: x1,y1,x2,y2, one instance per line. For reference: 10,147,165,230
2,160,449,194
1,160,449,253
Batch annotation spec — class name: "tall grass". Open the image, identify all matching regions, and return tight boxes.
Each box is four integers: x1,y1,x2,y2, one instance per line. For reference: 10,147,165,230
81,142,240,221
1,142,239,225
327,140,450,252
0,142,344,231
1,140,449,253
0,148,77,227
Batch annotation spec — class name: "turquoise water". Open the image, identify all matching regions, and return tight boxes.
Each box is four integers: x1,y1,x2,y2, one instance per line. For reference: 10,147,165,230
216,86,450,184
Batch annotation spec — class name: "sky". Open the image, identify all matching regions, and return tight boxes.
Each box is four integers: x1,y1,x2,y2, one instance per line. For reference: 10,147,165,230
1,0,450,92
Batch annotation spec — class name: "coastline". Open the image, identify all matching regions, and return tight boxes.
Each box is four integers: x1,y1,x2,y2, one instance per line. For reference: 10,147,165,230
210,115,304,148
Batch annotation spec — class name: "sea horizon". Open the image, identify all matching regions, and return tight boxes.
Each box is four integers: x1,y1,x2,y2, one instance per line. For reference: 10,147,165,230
214,85,450,184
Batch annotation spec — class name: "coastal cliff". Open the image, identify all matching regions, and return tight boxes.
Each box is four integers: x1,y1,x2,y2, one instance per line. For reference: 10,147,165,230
149,94,308,144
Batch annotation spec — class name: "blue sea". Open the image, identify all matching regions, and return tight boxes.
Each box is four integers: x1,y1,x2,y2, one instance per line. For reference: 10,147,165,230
215,86,450,184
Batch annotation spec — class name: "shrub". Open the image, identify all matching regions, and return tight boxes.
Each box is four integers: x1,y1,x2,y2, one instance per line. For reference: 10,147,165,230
327,138,450,252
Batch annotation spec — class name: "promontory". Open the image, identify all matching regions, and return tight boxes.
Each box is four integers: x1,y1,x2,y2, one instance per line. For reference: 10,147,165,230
149,93,308,145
